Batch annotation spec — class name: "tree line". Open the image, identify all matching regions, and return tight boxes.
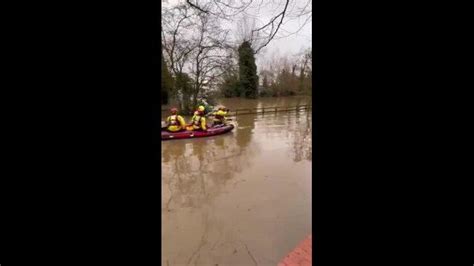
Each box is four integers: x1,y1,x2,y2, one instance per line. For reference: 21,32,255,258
161,1,312,114
220,47,312,98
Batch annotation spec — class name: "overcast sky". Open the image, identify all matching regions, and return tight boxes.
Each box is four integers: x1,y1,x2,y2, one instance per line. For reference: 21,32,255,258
162,0,312,67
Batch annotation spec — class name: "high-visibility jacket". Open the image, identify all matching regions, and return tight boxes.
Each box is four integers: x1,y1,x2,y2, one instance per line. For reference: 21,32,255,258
213,110,227,124
166,115,186,132
189,114,207,130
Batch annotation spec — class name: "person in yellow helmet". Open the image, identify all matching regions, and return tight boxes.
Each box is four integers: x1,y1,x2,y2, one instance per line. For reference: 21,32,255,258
212,105,229,126
193,105,205,116
165,108,186,132
186,109,207,131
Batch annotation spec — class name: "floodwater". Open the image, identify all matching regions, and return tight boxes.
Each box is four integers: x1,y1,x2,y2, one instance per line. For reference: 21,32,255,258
161,96,312,266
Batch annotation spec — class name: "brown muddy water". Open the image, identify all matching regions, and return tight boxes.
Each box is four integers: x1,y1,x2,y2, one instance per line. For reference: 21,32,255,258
161,96,312,266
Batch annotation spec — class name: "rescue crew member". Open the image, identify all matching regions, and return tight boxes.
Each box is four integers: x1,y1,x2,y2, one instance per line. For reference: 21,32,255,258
212,106,229,126
193,105,206,116
166,107,186,132
187,108,207,131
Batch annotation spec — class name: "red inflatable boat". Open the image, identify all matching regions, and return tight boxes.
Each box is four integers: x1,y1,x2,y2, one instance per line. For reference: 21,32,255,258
161,124,234,140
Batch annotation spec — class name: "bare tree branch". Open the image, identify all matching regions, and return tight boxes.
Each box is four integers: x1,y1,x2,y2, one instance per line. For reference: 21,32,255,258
181,0,311,54
252,0,290,54
273,13,312,40
186,0,210,13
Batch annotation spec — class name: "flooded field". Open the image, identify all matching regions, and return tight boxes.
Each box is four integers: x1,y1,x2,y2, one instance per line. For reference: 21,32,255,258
161,96,312,265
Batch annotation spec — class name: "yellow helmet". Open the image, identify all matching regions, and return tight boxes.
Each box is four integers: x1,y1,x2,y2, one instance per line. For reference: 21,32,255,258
198,105,205,112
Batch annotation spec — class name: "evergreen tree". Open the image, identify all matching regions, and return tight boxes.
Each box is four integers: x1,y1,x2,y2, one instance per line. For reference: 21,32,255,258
238,41,258,99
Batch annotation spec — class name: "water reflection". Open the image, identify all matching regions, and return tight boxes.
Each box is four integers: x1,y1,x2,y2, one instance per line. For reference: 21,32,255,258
290,109,312,162
161,129,257,212
161,96,312,266
162,110,311,211
235,116,254,148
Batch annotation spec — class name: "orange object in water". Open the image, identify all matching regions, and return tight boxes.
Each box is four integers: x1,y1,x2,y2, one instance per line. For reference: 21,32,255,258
278,235,312,266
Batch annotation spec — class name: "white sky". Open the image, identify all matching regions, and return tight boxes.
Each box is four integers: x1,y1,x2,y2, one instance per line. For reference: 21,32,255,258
162,0,312,69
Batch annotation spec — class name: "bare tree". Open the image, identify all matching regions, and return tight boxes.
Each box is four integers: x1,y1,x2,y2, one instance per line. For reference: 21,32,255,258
183,0,312,54
162,5,196,75
188,12,230,106
256,47,311,96
162,4,199,111
185,0,254,18
162,3,232,111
